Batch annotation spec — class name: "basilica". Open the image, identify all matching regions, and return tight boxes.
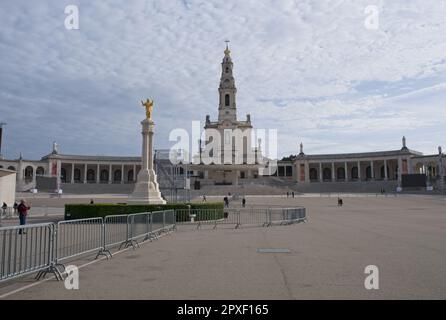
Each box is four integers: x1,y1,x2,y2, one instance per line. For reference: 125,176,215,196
0,45,444,195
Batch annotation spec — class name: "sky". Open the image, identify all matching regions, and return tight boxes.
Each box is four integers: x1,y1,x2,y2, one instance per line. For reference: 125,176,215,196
0,0,445,160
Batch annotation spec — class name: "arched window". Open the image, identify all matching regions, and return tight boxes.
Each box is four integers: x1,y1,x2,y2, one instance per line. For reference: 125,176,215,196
8,166,15,171
225,94,230,106
337,167,345,180
0,165,3,169
309,168,318,180
87,169,95,182
351,167,358,180
74,168,81,182
100,169,109,182
127,170,134,182
225,67,229,73
36,167,45,176
114,170,122,182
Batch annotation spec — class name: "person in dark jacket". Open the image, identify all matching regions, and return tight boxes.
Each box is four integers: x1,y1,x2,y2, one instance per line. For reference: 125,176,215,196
1,202,7,216
17,199,30,234
13,202,18,215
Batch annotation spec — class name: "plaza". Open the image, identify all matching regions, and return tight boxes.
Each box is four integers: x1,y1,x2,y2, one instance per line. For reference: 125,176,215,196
0,194,445,300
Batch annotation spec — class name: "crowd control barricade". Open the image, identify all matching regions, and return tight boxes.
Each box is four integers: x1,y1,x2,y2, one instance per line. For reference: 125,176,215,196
104,214,129,250
124,213,150,249
269,207,307,225
237,208,269,227
55,218,110,265
151,211,165,235
163,210,176,231
0,223,62,282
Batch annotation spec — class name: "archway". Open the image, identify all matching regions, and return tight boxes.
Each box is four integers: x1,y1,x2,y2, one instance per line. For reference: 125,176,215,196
114,170,122,183
127,170,134,182
380,165,390,179
74,168,81,182
351,167,358,180
24,166,33,182
100,169,109,182
336,167,345,180
61,168,67,183
309,168,318,181
323,168,332,181
87,169,95,182
366,166,372,180
36,167,45,176
7,166,15,171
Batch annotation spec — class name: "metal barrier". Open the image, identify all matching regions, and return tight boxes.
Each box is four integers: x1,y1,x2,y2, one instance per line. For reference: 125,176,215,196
269,207,307,226
0,209,177,283
56,218,110,264
0,223,62,282
104,215,129,250
175,207,307,229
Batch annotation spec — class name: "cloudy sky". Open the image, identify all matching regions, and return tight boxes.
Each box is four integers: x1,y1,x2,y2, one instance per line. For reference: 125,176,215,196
1,0,445,160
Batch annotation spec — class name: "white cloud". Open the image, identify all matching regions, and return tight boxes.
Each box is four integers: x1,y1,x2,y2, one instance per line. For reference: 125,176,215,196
0,0,445,159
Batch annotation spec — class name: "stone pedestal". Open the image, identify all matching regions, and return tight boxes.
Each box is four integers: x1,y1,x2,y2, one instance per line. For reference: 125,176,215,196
128,118,166,204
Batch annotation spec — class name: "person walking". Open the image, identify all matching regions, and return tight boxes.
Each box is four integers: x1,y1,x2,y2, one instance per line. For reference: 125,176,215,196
242,197,246,208
223,196,229,208
1,202,7,216
17,199,30,234
13,202,18,215
292,191,295,198
202,195,207,202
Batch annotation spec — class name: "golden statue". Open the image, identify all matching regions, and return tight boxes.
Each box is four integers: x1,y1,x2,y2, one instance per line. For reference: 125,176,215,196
141,98,154,120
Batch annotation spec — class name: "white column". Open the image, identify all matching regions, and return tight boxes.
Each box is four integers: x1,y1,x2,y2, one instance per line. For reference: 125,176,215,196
384,159,388,180
398,157,402,186
108,164,112,184
370,160,374,180
319,163,323,182
305,161,310,182
84,164,87,183
71,163,75,184
331,162,335,181
96,164,100,183
357,161,361,181
121,164,124,184
133,164,136,182
344,162,348,181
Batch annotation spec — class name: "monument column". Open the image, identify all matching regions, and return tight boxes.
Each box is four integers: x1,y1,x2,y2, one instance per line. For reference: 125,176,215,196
370,160,374,180
384,159,388,180
357,161,361,181
108,164,112,184
71,163,75,184
96,164,100,183
129,99,166,204
331,162,335,181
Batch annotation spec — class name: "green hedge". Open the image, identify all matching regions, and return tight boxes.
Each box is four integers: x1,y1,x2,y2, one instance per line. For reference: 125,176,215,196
64,202,224,222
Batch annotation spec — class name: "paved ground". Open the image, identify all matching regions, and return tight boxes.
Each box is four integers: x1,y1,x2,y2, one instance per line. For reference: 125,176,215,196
1,195,445,299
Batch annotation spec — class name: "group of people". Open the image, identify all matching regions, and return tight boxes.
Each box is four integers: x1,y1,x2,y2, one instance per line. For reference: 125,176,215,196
223,194,246,208
1,200,31,233
286,191,295,198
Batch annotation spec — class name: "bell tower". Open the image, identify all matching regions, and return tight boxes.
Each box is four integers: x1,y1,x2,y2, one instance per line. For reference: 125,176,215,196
218,41,237,122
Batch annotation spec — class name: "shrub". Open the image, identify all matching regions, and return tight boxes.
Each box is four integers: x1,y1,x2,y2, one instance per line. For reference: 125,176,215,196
64,202,224,222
